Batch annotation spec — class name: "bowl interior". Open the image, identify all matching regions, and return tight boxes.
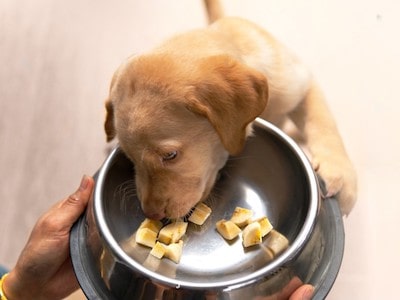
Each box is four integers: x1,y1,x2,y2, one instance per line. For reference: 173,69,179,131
95,120,318,288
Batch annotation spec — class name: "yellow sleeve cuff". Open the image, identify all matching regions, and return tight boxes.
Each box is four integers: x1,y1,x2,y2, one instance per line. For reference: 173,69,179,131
0,273,9,300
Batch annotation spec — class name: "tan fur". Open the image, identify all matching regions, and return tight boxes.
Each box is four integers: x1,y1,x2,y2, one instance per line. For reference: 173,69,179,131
105,7,357,218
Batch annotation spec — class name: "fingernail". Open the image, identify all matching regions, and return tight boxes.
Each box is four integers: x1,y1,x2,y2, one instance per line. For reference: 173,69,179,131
302,286,315,300
79,175,90,191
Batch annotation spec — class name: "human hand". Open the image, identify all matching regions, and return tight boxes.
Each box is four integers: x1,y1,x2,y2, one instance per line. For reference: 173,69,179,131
2,175,94,300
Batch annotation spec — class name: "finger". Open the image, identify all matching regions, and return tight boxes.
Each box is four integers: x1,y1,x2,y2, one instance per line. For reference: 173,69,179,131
288,284,314,300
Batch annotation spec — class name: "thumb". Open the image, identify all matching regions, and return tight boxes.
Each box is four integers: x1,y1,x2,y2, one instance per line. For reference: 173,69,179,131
57,175,94,225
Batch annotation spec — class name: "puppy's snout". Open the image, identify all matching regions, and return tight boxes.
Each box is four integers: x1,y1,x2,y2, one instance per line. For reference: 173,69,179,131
144,211,165,221
139,194,167,220
141,200,166,220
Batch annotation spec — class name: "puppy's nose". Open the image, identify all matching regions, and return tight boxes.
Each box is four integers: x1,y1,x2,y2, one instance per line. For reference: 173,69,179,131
145,212,165,220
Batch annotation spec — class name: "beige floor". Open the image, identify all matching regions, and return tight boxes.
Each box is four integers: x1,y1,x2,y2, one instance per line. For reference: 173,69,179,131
1,0,399,299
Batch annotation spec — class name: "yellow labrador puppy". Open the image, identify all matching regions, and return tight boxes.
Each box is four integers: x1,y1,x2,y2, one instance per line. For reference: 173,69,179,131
105,1,357,219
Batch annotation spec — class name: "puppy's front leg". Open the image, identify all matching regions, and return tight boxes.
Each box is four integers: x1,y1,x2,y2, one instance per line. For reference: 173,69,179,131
289,81,357,215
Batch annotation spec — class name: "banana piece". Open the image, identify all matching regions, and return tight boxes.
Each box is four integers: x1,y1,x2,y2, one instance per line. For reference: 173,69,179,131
254,216,273,237
135,228,158,248
150,241,167,259
230,207,253,227
164,240,184,263
158,221,188,244
242,221,262,247
265,229,289,256
216,219,242,240
139,218,163,233
188,202,212,225
135,218,163,248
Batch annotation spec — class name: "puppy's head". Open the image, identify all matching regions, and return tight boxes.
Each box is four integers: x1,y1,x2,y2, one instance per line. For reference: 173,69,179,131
105,54,268,219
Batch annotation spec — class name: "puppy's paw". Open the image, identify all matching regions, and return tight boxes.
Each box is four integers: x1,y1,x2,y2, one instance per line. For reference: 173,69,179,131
313,156,357,216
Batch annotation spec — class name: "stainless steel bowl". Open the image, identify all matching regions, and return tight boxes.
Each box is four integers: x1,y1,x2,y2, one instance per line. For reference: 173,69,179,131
71,118,344,299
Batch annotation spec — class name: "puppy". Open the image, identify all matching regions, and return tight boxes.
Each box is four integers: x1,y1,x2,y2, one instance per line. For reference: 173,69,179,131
104,1,357,219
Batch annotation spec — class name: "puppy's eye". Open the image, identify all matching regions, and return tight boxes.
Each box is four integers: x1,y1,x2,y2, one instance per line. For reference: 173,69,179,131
162,151,178,161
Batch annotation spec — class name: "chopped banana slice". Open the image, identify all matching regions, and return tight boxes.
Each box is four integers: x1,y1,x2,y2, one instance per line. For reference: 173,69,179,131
138,218,163,233
216,219,242,240
135,228,158,248
158,221,188,244
150,241,167,259
188,202,212,225
254,217,273,237
242,222,262,247
164,240,184,263
265,229,289,256
230,207,253,227
132,204,288,265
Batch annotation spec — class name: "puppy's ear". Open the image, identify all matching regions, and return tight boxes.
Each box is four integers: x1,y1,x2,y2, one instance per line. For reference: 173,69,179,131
104,99,116,142
186,55,268,155
104,69,122,142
